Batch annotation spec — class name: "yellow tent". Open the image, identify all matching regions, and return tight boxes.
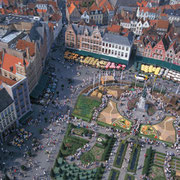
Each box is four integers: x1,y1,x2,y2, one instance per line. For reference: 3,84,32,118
141,64,144,71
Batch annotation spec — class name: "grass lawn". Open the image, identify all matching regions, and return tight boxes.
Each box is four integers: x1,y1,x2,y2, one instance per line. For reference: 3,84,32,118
60,136,88,157
149,165,166,180
80,145,104,164
72,95,101,122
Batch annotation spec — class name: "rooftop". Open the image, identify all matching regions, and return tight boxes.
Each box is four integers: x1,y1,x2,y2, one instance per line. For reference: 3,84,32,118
0,31,22,43
2,53,29,74
16,40,35,57
0,75,17,86
0,88,13,112
103,33,133,46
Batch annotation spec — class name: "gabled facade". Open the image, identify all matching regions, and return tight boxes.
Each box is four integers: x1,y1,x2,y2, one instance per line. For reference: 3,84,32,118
65,24,133,61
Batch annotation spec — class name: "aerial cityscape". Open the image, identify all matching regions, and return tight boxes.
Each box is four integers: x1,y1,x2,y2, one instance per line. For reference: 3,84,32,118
0,0,179,179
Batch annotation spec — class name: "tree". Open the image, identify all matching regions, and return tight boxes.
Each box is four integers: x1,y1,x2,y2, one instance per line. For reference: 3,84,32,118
21,165,27,171
50,169,54,177
61,84,64,90
3,175,10,180
39,129,43,134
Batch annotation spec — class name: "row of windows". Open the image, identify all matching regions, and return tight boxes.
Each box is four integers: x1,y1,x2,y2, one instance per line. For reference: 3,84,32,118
0,105,14,119
0,113,16,130
102,43,129,51
102,49,128,58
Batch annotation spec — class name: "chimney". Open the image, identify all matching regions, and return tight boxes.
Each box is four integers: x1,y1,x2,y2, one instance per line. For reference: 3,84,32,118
26,47,30,59
2,48,5,63
10,66,13,72
23,57,26,68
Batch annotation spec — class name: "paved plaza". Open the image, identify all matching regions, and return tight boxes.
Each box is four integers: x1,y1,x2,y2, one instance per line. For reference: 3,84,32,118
0,0,180,179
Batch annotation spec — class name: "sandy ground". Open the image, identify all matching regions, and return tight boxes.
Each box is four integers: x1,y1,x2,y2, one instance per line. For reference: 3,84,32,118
153,116,176,143
98,100,122,124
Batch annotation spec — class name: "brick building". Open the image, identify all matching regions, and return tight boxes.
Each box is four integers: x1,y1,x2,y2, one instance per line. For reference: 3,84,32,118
65,24,133,61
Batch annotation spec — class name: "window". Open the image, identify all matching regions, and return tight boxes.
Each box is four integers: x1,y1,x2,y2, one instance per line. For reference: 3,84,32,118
112,50,114,55
119,46,121,49
103,42,105,46
122,47,124,50
112,44,114,48
115,51,117,55
126,47,129,51
109,44,111,48
121,52,124,57
125,53,128,58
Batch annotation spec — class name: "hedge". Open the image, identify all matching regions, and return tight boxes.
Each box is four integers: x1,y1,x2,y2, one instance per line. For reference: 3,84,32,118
142,147,154,175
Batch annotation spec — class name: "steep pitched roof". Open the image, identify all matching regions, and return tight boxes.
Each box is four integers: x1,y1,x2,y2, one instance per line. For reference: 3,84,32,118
0,88,13,112
107,25,121,33
16,40,35,57
89,2,101,11
156,20,169,30
0,75,16,86
49,13,61,21
68,3,76,15
2,53,29,74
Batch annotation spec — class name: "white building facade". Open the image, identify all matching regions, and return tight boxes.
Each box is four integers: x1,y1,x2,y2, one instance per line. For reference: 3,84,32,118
101,33,133,61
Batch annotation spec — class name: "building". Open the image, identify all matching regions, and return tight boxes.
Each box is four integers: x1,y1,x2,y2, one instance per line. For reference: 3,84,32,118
66,3,81,23
0,72,31,121
120,20,150,35
65,24,133,62
0,88,17,141
65,24,103,53
164,9,180,23
169,0,180,5
101,33,133,61
89,0,114,25
136,7,158,20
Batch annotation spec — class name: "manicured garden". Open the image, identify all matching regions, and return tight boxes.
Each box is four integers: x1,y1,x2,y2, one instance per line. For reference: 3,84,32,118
142,147,155,176
80,145,104,164
108,169,120,180
124,173,135,180
80,133,116,164
149,165,166,180
72,95,101,122
59,124,89,157
127,144,141,173
51,157,103,180
113,140,128,168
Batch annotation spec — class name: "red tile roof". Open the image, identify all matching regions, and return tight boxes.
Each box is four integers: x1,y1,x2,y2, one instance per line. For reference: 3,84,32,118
137,0,148,7
49,13,61,21
89,2,101,11
37,9,47,13
0,75,17,86
107,25,121,33
48,22,54,30
68,3,76,15
16,40,35,57
156,20,169,30
2,53,29,74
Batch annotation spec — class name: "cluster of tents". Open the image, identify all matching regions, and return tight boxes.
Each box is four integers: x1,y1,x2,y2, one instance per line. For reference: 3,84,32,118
64,51,126,70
